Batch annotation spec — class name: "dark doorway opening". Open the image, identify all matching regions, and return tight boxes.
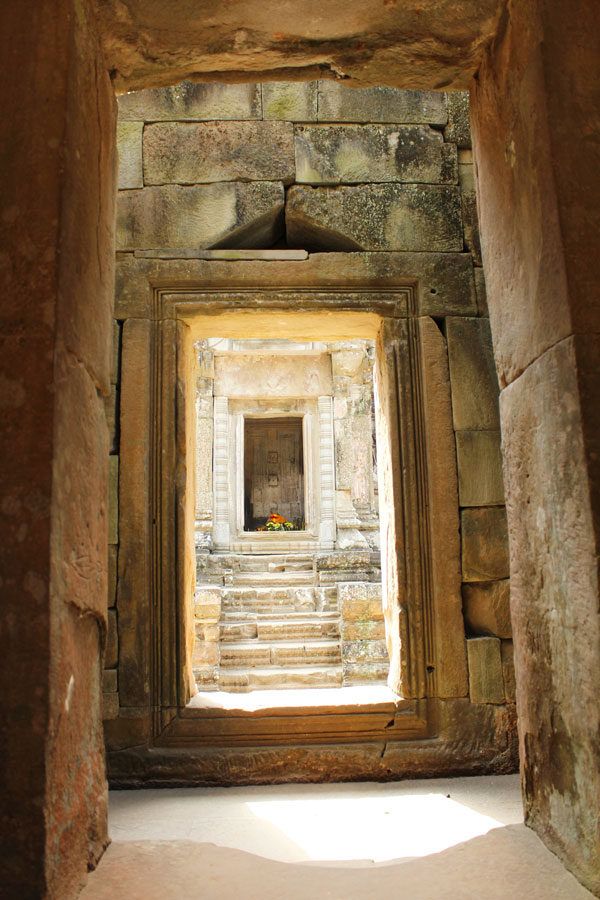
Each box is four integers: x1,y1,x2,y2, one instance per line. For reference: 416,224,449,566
244,417,304,531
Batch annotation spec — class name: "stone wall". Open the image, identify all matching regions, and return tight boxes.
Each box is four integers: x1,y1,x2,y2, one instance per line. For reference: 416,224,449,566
107,82,516,769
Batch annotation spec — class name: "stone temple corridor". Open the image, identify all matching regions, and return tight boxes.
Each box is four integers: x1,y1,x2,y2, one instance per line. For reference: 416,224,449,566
2,3,599,899
82,776,594,899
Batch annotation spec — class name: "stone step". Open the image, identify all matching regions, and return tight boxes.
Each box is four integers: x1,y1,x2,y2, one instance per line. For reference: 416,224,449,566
220,618,340,642
204,553,314,574
219,640,342,668
221,586,338,614
219,665,344,692
221,609,339,622
229,571,316,587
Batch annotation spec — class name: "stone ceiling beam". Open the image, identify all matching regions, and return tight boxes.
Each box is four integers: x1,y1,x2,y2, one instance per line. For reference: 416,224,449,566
93,0,507,93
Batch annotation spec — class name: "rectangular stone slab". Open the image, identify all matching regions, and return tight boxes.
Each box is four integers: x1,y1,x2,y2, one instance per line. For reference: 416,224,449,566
117,182,284,250
295,124,457,185
143,122,295,185
467,636,504,703
461,507,510,582
263,82,318,121
455,430,504,506
117,122,143,189
317,82,448,125
118,82,261,121
446,317,500,431
286,184,463,251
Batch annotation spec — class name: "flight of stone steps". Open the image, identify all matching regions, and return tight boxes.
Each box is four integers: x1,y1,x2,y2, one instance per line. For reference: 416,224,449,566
196,553,344,691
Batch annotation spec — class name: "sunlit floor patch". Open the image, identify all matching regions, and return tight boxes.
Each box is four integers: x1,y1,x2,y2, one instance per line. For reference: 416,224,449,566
245,792,504,862
109,775,523,865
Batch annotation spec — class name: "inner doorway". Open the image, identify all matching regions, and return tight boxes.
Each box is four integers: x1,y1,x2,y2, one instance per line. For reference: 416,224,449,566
244,417,305,531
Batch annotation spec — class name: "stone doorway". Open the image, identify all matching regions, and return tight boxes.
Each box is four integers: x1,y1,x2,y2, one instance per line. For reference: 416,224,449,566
244,417,305,532
193,336,387,694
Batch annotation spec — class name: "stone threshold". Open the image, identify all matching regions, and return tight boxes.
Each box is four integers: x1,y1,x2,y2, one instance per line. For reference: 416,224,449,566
188,684,399,714
133,249,309,260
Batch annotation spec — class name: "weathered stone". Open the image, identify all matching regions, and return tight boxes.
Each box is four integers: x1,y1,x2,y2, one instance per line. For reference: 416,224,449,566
446,317,500,431
462,191,482,266
444,92,471,147
500,334,600,889
118,82,261,121
117,182,285,250
263,82,318,121
463,579,512,639
461,507,510,582
418,317,468,698
341,620,385,640
339,582,383,622
117,122,143,190
467,636,504,703
474,267,488,316
194,585,221,621
143,122,295,185
457,149,476,192
455,430,504,506
113,252,477,320
214,353,332,398
331,351,364,378
192,642,219,666
108,455,119,544
102,692,119,720
194,623,220,642
102,669,117,692
342,639,388,662
106,609,118,669
294,125,457,185
317,83,447,125
108,545,118,609
501,639,516,702
286,184,463,251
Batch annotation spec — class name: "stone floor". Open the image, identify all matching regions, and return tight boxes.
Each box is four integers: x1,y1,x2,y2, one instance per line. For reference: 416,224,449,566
81,774,595,899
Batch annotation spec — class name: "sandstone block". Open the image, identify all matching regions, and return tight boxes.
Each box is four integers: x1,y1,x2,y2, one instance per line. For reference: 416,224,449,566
462,191,482,266
501,639,516,702
343,661,390,683
263,82,317,121
286,184,463,252
331,350,364,378
192,642,219,666
444,92,471,148
446,317,500,431
194,623,220,642
461,507,510,582
467,636,504,703
102,692,119,720
456,430,504,506
342,639,388,663
194,585,221,622
458,149,476,192
143,122,295,185
117,122,143,190
463,579,512,638
106,609,118,669
107,545,117,610
317,82,447,125
474,268,488,316
102,669,117,693
108,455,119,544
117,182,284,250
118,82,261,121
339,582,384,622
294,125,457,185
341,620,386,641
